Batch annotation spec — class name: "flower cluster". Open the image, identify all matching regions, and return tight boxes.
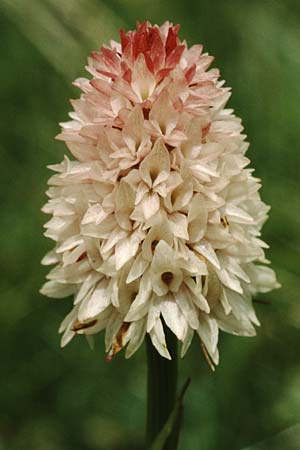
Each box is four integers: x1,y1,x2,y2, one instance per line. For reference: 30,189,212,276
41,21,279,365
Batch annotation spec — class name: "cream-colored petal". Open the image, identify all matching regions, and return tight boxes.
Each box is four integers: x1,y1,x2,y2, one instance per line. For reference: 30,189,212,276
125,319,147,358
126,252,149,283
168,212,189,239
139,139,170,187
131,53,156,101
142,221,173,261
146,294,162,332
115,232,141,270
197,314,219,355
141,191,161,220
40,280,77,299
149,89,178,137
193,240,220,270
125,271,152,321
78,278,110,321
213,303,256,337
149,318,171,360
115,180,135,230
180,327,194,358
161,293,187,341
245,264,280,293
175,287,199,330
122,105,145,153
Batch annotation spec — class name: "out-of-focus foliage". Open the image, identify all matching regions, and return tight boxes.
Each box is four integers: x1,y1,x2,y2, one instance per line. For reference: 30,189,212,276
0,0,299,449
241,423,300,450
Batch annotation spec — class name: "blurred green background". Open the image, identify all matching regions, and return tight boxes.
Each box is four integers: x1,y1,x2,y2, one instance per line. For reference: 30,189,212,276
1,0,300,449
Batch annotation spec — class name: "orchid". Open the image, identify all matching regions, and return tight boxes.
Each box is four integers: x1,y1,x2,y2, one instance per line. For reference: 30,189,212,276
41,20,279,370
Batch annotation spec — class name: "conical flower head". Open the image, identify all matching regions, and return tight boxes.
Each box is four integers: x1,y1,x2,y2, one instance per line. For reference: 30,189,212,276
41,21,280,366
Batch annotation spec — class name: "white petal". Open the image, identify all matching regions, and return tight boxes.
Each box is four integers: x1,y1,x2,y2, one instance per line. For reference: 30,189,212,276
108,277,119,308
225,288,260,326
81,215,116,239
180,251,207,276
193,240,220,269
115,233,141,270
161,293,187,341
213,304,256,337
135,181,149,205
84,236,102,271
126,252,149,283
81,203,107,225
220,287,232,315
197,315,219,355
149,89,178,137
41,249,60,266
59,307,79,348
40,280,76,298
246,264,280,293
184,280,210,313
142,221,173,261
168,212,189,239
228,259,250,283
216,266,243,294
78,278,110,321
105,311,123,351
162,171,183,195
181,327,194,358
225,204,254,224
115,180,135,230
149,319,171,360
146,294,162,332
175,287,199,329
61,328,76,348
131,53,156,101
188,194,208,243
125,319,147,358
74,272,101,305
62,243,86,267
100,227,128,253
171,181,194,212
139,138,170,187
83,306,114,335
122,105,146,153
56,235,83,253
59,306,78,333
142,192,160,220
125,271,152,321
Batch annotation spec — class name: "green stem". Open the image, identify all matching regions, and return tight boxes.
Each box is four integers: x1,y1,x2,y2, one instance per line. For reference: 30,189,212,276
146,326,179,450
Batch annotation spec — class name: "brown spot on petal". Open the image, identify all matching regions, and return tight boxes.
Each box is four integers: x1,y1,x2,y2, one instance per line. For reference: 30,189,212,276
142,107,150,120
130,292,138,302
150,168,159,183
151,239,159,252
201,123,211,143
107,322,131,360
165,143,175,151
220,216,229,228
117,322,130,343
72,319,97,332
76,252,87,263
161,271,174,285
